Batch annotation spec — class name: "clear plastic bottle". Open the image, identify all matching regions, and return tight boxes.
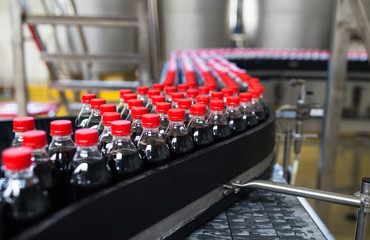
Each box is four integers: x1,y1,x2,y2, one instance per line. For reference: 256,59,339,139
165,109,194,157
11,116,35,147
196,95,211,118
150,95,166,114
186,89,199,104
131,106,148,145
249,89,266,122
97,104,117,136
120,93,137,120
156,102,172,136
86,98,106,129
221,88,234,102
98,112,121,157
137,114,170,169
225,96,247,134
207,100,232,140
137,86,149,107
256,85,269,117
75,93,96,128
239,92,258,129
146,89,160,113
117,89,132,114
210,91,224,101
22,130,59,208
198,86,210,96
125,99,143,122
67,129,111,202
177,99,192,126
171,92,185,108
188,104,214,148
164,86,177,103
177,83,189,97
2,147,50,236
152,83,164,96
106,120,143,182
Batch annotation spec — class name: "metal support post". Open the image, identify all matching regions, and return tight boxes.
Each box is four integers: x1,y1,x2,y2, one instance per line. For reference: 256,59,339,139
354,177,370,240
283,127,292,182
317,0,352,220
9,0,28,116
148,0,161,81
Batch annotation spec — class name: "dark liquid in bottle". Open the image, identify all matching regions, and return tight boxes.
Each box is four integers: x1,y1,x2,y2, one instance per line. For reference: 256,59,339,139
209,124,232,140
227,116,247,134
107,150,143,182
242,114,258,129
86,116,101,129
159,118,169,136
131,126,143,145
121,108,129,120
117,105,124,114
67,158,111,202
255,110,266,123
98,137,113,158
187,126,214,147
137,140,170,169
165,132,194,157
263,105,270,117
75,112,91,128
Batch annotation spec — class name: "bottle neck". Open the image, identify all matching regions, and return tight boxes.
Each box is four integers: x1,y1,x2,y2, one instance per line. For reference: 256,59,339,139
226,105,240,111
168,120,185,126
210,110,224,115
191,115,206,120
240,101,251,107
51,134,72,141
112,134,132,142
92,108,100,115
32,146,48,155
132,118,142,125
5,167,34,180
76,144,99,151
252,97,260,103
103,125,112,132
83,103,91,110
142,126,160,133
159,113,168,119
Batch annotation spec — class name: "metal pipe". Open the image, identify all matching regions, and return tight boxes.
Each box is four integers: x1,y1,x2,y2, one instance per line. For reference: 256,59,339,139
354,177,370,240
283,127,292,181
41,53,139,64
232,180,361,208
25,15,138,27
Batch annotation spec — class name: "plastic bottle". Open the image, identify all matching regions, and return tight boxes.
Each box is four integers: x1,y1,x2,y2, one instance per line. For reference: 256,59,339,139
11,116,35,147
207,100,232,140
225,96,247,134
86,98,106,129
131,106,148,145
97,104,117,136
146,89,160,113
171,92,185,108
2,147,50,236
98,112,121,157
117,90,132,114
165,109,194,157
249,89,266,122
125,99,143,122
137,114,170,169
196,95,211,118
188,104,214,148
177,83,189,96
239,92,258,129
120,93,137,120
186,89,199,104
75,93,96,128
106,120,143,182
150,95,166,114
198,86,210,96
210,91,224,101
152,83,164,96
67,129,111,202
164,86,177,103
177,99,192,126
221,88,234,102
256,86,269,117
156,102,172,136
137,86,149,107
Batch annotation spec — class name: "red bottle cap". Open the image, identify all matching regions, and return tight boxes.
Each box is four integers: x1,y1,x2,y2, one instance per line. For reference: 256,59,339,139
165,86,177,95
13,116,35,132
256,86,265,95
100,104,117,115
131,107,148,119
190,104,206,115
82,94,97,104
152,83,164,92
226,96,240,106
210,92,224,101
111,120,131,136
50,120,72,136
210,100,225,111
239,92,252,102
22,130,47,149
171,92,185,102
230,85,239,94
142,114,160,127
148,90,160,99
188,82,197,89
2,147,33,171
178,99,192,109
128,99,143,110
156,102,171,113
177,84,189,92
186,89,199,98
221,88,233,97
198,86,210,95
119,89,132,99
137,86,149,95
168,108,185,121
196,96,210,105
103,112,121,126
248,89,260,98
151,95,166,105
75,128,98,146
207,83,217,91
249,77,260,84
123,93,137,102
91,99,106,109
